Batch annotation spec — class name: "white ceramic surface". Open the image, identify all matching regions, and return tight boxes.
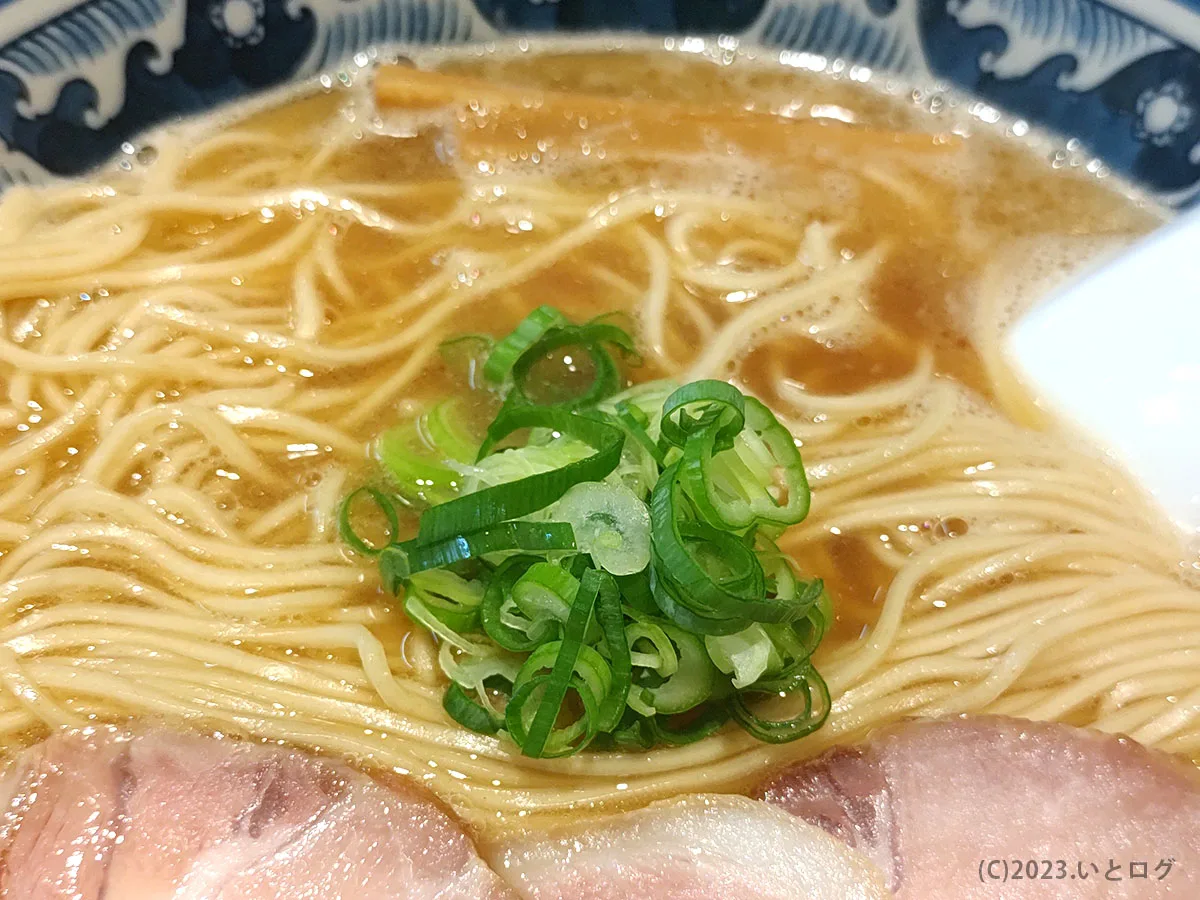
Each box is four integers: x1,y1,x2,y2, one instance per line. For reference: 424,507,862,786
1010,211,1200,534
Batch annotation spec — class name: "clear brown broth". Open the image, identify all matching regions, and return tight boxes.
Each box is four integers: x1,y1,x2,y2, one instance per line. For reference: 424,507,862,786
0,46,1168,798
112,50,1159,655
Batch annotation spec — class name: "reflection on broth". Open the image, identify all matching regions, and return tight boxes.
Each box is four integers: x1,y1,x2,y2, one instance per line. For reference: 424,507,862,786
0,41,1194,834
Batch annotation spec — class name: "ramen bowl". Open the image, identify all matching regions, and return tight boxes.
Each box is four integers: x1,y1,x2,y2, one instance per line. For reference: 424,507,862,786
0,0,1198,205
0,4,1198,899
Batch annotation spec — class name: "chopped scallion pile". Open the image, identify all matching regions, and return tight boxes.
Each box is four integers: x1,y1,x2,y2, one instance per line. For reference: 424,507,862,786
341,306,831,758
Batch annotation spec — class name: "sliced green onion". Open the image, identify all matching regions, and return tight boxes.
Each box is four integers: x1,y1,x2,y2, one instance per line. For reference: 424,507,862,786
507,672,602,758
649,565,753,636
480,556,556,652
483,305,567,384
507,569,609,758
614,399,664,466
641,624,717,714
380,521,576,589
615,570,659,616
484,308,637,419
346,306,834,759
511,562,579,625
506,574,598,757
650,466,774,620
439,641,522,693
338,487,400,557
443,682,504,734
625,620,679,675
514,641,614,715
602,379,675,425
553,481,651,576
507,323,628,411
593,572,631,732
462,433,596,491
764,583,830,670
482,310,640,423
438,642,520,735
422,407,622,544
705,624,779,690
682,397,812,531
378,426,462,507
423,397,481,464
660,380,745,451
650,704,731,745
378,397,484,507
407,569,485,634
605,710,656,750
731,664,831,744
403,592,488,654
440,333,495,388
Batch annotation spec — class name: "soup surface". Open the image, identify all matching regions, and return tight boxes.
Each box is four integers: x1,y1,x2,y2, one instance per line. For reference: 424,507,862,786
0,40,1193,833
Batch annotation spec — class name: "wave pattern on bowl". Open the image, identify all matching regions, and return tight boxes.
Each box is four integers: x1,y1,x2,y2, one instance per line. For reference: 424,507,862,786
0,0,1198,205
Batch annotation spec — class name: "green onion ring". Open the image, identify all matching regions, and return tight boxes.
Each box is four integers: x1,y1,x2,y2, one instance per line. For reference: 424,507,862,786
483,305,568,384
510,568,605,757
413,408,622,544
730,664,831,744
337,487,400,557
443,682,505,735
660,380,745,451
380,521,576,590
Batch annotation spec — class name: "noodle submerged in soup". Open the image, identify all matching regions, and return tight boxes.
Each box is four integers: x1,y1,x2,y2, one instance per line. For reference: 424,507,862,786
0,41,1193,830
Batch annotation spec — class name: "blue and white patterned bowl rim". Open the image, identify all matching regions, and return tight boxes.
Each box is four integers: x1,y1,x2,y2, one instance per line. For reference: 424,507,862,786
1,0,1199,206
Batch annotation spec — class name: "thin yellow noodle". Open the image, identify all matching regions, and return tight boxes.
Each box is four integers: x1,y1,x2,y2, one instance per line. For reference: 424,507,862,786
686,258,876,380
635,227,673,367
1131,684,1200,745
0,59,1191,835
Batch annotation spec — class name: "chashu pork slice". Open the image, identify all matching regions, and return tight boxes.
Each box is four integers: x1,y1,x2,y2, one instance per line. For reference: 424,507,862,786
0,728,513,900
758,715,1200,898
488,794,890,900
